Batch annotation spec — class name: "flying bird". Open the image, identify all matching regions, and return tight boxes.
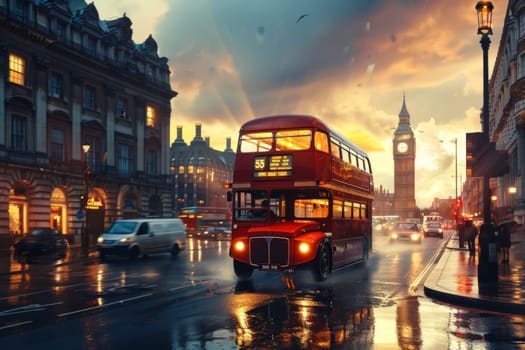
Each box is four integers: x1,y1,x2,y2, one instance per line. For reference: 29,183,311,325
296,14,310,23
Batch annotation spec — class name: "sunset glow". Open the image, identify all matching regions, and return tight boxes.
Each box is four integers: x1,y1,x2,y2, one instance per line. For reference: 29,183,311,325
96,0,506,208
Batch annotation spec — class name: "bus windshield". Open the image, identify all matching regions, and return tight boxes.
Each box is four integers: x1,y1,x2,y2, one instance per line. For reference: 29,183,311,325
275,130,311,151
239,129,313,153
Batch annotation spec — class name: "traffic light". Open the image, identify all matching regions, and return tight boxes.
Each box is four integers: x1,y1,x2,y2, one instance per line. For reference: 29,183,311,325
79,193,88,208
456,196,463,208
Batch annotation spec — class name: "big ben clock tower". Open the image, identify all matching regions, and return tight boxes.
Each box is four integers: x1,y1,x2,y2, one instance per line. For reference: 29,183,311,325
393,95,416,219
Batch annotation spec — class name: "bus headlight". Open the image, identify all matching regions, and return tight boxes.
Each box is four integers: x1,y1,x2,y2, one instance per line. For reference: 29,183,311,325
298,242,310,254
234,241,246,252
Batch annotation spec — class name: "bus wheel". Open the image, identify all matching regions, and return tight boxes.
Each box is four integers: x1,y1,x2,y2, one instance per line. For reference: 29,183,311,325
312,243,331,281
234,260,254,280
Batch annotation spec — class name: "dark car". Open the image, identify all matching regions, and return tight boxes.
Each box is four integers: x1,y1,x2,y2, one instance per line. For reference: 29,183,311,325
423,222,444,238
13,228,69,262
390,222,422,243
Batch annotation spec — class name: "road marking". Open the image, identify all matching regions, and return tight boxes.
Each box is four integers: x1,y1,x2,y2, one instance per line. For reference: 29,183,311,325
0,320,33,330
0,273,145,300
57,293,152,317
0,302,63,316
169,284,199,292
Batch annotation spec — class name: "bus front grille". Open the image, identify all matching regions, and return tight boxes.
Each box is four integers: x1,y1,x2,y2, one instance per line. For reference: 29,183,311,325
249,237,289,267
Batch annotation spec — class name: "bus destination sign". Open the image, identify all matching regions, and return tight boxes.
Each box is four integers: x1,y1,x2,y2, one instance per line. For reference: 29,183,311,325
253,155,293,177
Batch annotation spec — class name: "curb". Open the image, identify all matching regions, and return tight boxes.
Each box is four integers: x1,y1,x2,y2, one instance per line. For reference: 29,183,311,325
423,282,525,315
423,239,525,315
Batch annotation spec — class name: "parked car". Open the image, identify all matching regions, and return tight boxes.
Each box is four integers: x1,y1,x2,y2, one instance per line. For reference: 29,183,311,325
423,222,444,238
390,222,422,243
13,228,69,262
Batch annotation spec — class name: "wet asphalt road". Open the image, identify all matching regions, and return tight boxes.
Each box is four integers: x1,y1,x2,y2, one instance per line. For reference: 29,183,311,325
1,233,524,349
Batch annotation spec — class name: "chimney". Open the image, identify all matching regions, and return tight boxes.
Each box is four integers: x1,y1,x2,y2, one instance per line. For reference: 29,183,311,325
194,123,203,141
175,125,184,142
225,137,233,152
205,137,210,147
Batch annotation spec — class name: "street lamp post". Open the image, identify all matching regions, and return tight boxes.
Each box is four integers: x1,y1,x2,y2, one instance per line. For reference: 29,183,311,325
452,138,463,246
476,0,498,284
476,0,493,225
82,144,90,256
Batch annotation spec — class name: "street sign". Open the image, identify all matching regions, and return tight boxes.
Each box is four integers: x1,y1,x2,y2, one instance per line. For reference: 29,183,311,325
76,210,85,219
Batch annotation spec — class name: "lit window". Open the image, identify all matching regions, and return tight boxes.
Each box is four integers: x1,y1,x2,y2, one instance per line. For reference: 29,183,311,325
330,141,341,158
314,131,329,153
9,53,25,85
239,132,272,153
275,129,311,151
353,202,360,219
146,105,156,127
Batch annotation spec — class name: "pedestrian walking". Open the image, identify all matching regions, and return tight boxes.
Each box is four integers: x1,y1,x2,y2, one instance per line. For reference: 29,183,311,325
497,220,515,264
463,220,478,256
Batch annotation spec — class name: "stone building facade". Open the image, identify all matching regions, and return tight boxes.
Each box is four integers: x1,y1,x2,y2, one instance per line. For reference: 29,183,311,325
170,124,235,212
0,0,177,249
464,0,525,225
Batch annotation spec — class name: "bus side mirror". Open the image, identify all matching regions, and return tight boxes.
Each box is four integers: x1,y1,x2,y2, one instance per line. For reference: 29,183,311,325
227,191,232,202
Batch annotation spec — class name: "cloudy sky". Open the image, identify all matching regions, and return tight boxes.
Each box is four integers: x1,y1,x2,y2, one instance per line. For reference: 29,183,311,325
96,0,506,208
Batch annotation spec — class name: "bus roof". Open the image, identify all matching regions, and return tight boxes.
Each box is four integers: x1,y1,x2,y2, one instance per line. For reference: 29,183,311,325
239,114,368,157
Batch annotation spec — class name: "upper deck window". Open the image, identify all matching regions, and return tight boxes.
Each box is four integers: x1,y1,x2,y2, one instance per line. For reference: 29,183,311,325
275,129,311,151
239,132,273,153
330,140,341,158
314,131,329,153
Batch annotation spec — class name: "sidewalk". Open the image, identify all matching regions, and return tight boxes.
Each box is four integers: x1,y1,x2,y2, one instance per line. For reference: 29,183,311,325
424,230,525,314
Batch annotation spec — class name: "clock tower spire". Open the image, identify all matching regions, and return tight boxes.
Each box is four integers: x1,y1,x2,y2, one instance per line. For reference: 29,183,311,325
393,94,416,219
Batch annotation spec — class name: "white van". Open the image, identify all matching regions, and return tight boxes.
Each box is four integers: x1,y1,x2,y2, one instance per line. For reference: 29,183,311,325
96,218,186,260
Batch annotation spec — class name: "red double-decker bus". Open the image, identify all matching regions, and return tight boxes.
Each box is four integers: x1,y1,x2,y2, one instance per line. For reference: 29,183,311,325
227,115,374,281
178,206,231,237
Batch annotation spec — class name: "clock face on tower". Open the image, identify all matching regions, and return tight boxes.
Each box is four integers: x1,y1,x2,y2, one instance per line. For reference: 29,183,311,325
397,141,408,153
